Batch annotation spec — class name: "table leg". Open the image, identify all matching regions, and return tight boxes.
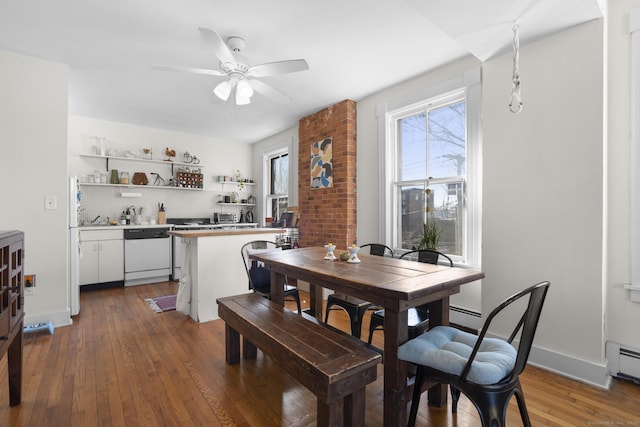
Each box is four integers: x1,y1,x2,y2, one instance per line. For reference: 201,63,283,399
270,271,286,305
309,284,323,320
225,323,240,364
383,308,408,427
8,327,22,407
425,296,450,406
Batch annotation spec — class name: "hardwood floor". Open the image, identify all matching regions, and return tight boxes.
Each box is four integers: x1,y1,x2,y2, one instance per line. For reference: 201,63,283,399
0,281,638,426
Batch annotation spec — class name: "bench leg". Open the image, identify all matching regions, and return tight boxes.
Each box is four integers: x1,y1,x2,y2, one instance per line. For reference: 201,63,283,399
317,399,344,427
243,337,257,359
344,388,366,427
225,323,240,364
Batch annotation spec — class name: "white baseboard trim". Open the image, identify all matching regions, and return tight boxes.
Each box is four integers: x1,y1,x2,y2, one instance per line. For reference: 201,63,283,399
527,345,611,389
25,310,73,329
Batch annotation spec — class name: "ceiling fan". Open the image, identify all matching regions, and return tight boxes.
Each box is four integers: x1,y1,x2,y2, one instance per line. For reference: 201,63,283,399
154,27,309,105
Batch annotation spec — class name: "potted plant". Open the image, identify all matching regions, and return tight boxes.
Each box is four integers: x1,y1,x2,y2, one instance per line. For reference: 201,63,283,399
418,219,440,250
235,169,244,191
418,186,440,250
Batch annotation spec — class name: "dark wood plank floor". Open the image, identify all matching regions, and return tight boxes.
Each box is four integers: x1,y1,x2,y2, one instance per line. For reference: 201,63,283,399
0,281,638,426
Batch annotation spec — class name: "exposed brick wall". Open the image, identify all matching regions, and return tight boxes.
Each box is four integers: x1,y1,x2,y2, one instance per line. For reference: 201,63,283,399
298,99,357,249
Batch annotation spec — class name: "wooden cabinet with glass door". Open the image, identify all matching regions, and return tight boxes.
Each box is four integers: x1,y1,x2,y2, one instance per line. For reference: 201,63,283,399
0,230,25,406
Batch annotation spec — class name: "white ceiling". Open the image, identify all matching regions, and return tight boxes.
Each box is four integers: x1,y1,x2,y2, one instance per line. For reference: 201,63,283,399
0,0,602,144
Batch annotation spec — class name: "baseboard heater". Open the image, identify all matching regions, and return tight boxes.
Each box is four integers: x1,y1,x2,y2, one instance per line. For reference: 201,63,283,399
450,305,482,330
606,341,640,383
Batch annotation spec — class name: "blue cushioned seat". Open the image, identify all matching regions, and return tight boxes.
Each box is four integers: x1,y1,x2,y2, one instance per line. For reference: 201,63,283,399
396,282,550,427
398,325,516,385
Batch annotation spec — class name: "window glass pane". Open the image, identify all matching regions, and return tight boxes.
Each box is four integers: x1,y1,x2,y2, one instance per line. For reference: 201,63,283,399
270,154,289,195
428,101,466,178
399,184,426,249
398,182,463,256
279,154,288,194
399,113,427,181
270,158,277,194
429,182,463,256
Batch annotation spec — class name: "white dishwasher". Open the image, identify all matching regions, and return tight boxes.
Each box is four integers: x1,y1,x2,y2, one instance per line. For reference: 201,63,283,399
124,227,172,286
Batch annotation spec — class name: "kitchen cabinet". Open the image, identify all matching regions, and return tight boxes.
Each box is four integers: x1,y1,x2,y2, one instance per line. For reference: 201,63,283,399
79,229,124,285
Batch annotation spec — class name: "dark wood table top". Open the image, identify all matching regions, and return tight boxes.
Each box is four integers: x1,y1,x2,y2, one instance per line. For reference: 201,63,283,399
251,246,484,309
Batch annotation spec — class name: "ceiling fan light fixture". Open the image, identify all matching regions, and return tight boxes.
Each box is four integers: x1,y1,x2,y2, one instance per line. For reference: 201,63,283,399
236,79,254,99
213,80,232,101
236,93,251,105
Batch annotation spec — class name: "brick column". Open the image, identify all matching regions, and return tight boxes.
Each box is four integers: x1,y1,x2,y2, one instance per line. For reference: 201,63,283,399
298,99,357,248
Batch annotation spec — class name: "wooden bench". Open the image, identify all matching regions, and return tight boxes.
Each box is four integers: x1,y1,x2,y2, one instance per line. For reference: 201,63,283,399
217,293,381,427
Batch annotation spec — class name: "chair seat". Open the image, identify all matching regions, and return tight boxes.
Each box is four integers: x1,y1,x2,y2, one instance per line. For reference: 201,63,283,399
328,293,372,309
371,308,429,327
367,307,429,344
398,325,516,385
325,293,374,337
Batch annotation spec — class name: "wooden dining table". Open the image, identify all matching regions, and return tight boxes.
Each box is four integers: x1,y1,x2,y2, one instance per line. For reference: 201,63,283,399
250,246,484,427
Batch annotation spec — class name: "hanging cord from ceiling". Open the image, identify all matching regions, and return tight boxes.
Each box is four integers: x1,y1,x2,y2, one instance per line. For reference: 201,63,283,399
509,24,523,114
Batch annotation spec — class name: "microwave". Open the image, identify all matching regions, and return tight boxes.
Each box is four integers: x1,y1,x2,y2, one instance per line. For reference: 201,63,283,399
214,212,237,224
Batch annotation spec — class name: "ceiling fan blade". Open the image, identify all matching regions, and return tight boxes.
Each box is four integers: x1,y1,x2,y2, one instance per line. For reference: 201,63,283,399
247,79,291,104
151,65,226,76
247,59,309,78
198,27,236,67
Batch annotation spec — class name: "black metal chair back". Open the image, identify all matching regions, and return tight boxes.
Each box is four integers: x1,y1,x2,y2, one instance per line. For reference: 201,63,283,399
399,249,453,266
360,243,393,257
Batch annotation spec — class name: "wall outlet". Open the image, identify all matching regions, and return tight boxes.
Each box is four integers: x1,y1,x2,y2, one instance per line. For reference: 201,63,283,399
44,196,57,210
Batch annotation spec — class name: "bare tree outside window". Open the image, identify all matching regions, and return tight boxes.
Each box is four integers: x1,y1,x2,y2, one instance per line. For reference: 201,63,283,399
397,99,466,255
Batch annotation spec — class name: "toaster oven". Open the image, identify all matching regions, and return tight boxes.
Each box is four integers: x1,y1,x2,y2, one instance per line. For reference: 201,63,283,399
214,212,237,224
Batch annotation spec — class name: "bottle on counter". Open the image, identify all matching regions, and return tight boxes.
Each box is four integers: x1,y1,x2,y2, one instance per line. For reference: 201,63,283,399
120,211,126,225
125,208,131,225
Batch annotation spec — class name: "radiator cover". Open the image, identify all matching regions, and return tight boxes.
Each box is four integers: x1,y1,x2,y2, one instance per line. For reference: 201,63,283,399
606,341,640,383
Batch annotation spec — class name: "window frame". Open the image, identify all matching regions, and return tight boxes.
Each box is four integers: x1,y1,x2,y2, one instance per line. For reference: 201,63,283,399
378,68,482,268
264,150,289,220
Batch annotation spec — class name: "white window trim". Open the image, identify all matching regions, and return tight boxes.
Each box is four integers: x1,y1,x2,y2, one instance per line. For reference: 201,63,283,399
262,146,291,221
377,68,482,268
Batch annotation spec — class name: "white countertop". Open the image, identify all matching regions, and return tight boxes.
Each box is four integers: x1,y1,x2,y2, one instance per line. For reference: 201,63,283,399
168,228,283,238
77,224,172,230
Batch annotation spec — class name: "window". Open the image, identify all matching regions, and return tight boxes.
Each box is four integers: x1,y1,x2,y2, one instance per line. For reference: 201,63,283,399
266,152,289,220
382,70,481,266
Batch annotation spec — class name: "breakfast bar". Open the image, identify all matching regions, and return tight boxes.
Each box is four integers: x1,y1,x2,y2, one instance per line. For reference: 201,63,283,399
168,228,283,322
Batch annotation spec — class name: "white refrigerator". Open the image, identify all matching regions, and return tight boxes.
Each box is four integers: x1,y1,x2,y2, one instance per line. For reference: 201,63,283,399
69,177,81,316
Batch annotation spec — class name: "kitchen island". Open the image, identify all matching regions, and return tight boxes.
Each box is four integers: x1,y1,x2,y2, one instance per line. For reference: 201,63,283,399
168,228,284,322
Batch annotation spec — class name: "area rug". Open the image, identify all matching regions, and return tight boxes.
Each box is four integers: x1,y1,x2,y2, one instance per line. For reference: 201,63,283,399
145,294,177,313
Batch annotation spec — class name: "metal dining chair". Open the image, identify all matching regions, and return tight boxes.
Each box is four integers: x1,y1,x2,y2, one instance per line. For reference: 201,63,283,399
240,240,301,313
398,281,550,427
367,249,453,344
324,243,393,337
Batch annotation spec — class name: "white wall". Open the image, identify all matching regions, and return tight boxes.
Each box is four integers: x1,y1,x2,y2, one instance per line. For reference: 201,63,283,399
357,20,608,387
484,20,607,385
0,49,71,326
607,0,640,349
68,116,254,222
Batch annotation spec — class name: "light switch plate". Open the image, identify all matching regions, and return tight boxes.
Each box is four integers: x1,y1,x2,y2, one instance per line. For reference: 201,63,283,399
45,196,57,210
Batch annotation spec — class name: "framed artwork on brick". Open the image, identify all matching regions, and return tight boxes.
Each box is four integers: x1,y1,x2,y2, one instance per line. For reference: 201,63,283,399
310,137,333,188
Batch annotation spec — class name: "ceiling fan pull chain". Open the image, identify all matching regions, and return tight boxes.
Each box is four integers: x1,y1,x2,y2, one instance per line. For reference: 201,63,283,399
509,23,523,114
